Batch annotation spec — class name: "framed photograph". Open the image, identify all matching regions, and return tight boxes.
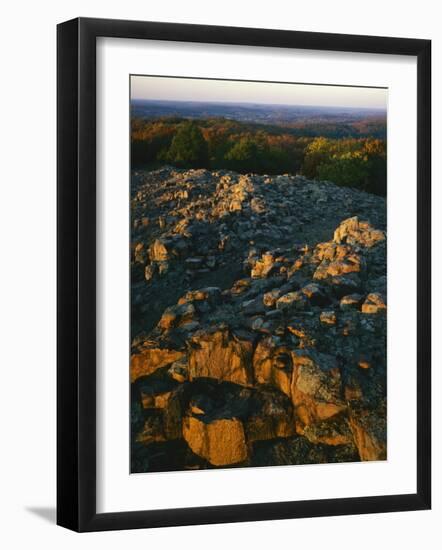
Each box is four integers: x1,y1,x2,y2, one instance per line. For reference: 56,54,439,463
57,17,431,532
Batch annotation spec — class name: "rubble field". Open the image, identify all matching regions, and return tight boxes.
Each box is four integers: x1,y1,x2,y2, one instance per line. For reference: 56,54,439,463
130,167,387,472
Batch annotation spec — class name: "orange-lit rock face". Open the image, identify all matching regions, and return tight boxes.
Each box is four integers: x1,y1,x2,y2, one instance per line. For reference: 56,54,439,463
130,347,185,383
253,337,293,398
313,254,362,280
361,293,387,314
183,416,248,466
333,216,386,248
148,238,170,262
251,252,276,279
314,242,353,263
311,217,385,283
320,310,337,325
188,328,254,386
340,293,363,311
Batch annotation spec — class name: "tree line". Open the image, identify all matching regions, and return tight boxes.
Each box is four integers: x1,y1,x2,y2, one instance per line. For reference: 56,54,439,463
131,118,386,196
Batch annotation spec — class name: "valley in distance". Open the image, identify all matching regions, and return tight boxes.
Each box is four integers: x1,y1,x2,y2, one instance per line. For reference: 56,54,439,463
130,90,387,473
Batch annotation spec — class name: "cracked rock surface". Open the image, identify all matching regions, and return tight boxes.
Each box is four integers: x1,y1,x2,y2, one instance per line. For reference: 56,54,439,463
130,167,386,472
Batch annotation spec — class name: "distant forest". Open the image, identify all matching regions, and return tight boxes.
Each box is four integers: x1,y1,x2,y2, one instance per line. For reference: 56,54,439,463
131,114,387,196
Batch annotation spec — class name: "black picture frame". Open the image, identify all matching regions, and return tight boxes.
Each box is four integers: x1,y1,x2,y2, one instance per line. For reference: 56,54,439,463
57,17,431,532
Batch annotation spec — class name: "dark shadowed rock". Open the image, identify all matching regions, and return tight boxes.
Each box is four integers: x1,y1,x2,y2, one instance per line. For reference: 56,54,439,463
348,402,387,461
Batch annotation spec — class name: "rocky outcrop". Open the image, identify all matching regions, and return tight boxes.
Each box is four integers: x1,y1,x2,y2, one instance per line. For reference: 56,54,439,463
291,350,346,429
361,292,387,314
131,345,185,383
131,168,387,472
187,327,255,386
245,387,295,442
333,216,385,247
183,416,248,466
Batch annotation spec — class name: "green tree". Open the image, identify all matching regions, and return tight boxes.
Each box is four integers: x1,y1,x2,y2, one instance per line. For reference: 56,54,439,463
162,121,209,168
225,136,261,172
317,153,370,189
302,137,386,196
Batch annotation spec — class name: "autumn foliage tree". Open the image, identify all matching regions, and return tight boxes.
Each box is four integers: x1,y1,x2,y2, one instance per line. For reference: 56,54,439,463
131,116,387,196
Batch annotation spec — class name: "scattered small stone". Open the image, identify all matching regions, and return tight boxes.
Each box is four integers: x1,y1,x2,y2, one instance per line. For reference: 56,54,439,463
320,311,337,325
361,292,387,314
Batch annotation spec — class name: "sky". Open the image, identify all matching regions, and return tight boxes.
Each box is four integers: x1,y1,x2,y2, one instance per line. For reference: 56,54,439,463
130,75,387,110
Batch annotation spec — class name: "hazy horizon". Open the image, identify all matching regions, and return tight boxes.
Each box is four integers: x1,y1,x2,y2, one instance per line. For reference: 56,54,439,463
131,97,386,113
131,75,388,110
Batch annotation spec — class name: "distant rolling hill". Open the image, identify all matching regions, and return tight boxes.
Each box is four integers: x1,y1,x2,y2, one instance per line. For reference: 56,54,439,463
131,99,386,138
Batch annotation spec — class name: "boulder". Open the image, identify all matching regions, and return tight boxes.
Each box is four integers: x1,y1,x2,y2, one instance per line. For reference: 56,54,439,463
188,328,255,386
276,291,308,312
144,263,156,281
263,288,282,307
300,283,328,306
149,238,170,262
333,216,385,248
320,310,337,325
314,242,353,263
340,293,364,311
231,278,252,296
251,196,267,214
183,416,248,466
133,242,146,264
361,292,387,314
328,274,362,298
290,351,346,432
348,403,387,461
253,337,294,397
157,303,196,331
168,356,189,383
313,253,362,280
251,252,277,278
130,345,185,382
245,388,295,442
